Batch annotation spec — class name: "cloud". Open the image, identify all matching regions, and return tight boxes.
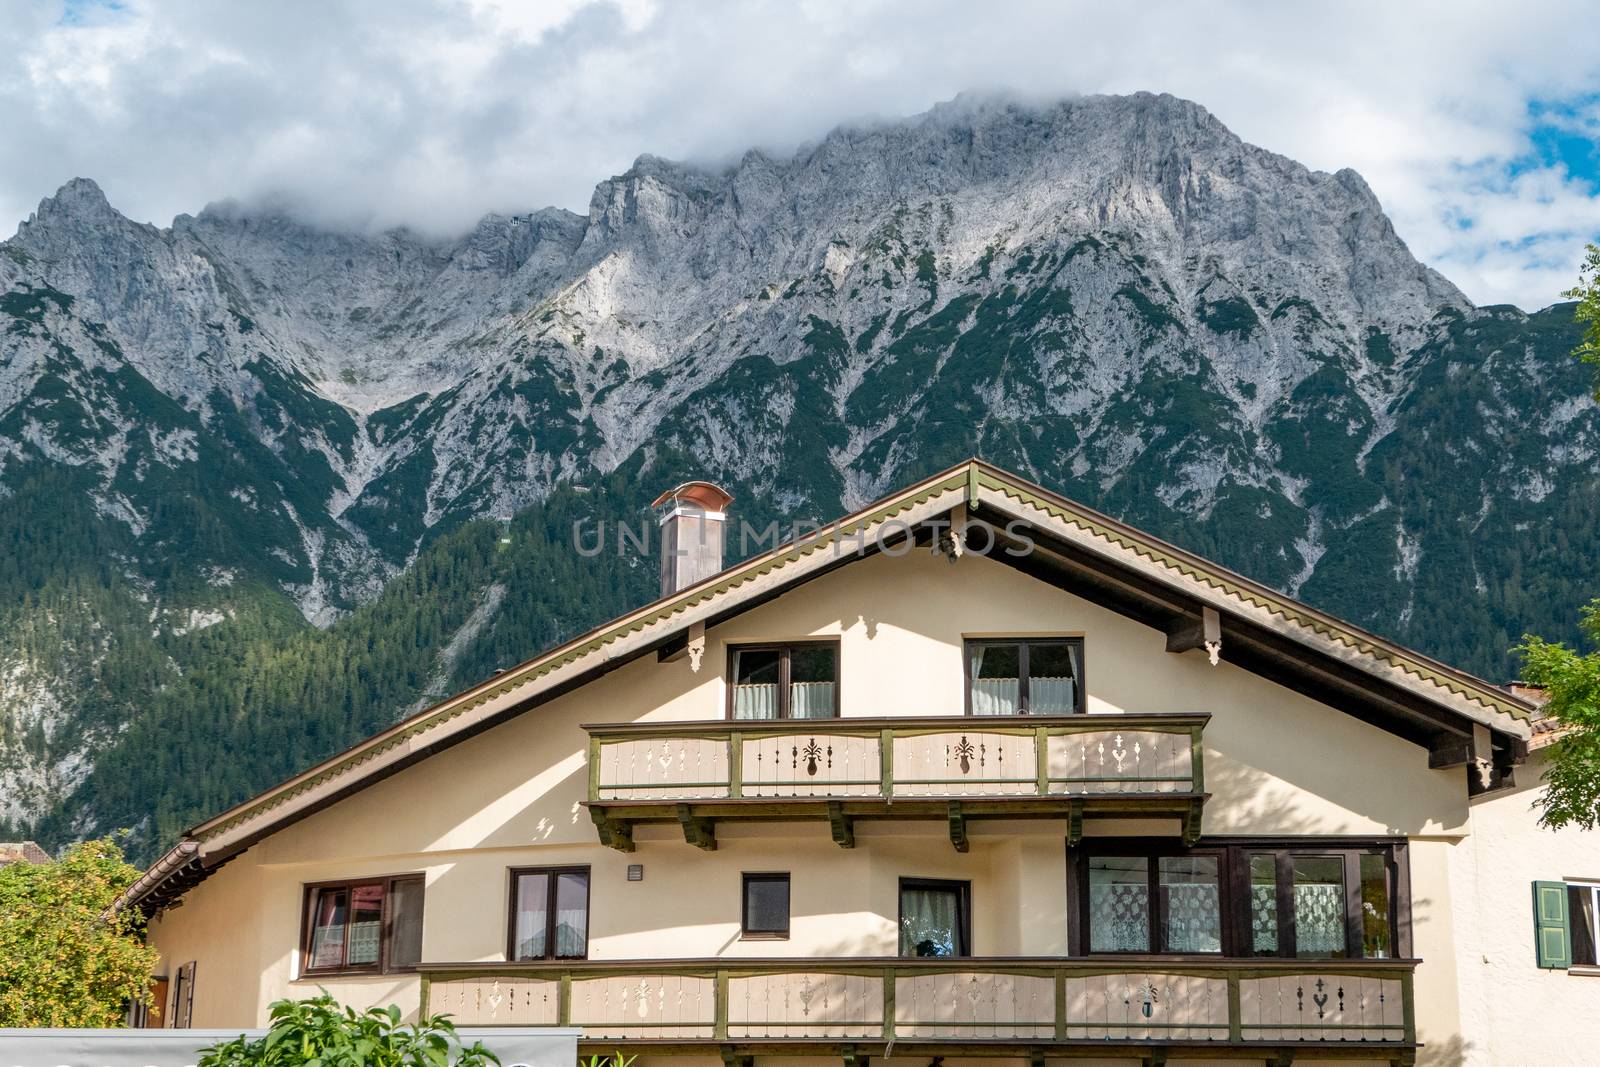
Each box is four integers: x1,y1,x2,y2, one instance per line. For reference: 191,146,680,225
1,0,1598,310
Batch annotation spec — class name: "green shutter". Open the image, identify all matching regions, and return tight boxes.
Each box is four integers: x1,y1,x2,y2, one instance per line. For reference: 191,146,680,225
1533,881,1572,969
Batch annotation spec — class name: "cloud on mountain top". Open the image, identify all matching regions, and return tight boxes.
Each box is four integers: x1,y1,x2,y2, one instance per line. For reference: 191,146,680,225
2,0,1598,310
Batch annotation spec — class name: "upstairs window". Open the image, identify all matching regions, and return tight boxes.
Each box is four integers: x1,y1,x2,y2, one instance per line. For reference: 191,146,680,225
965,638,1084,715
509,866,590,961
899,878,971,958
741,872,791,939
728,642,839,719
302,875,424,976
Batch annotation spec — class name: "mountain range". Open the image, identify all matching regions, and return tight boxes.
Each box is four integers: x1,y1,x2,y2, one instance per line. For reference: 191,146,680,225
1,92,1596,860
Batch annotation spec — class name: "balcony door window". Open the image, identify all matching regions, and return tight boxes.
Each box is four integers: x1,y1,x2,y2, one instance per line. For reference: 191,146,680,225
301,875,424,976
965,638,1084,715
899,878,971,957
729,642,838,719
1084,853,1222,953
1074,842,1405,959
510,867,590,961
1246,849,1396,959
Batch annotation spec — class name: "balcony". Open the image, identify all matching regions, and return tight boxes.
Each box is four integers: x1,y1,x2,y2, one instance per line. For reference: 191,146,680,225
422,957,1416,1058
584,715,1207,852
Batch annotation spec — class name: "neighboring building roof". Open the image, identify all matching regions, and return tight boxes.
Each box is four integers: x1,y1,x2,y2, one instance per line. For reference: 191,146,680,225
0,841,50,866
118,459,1540,912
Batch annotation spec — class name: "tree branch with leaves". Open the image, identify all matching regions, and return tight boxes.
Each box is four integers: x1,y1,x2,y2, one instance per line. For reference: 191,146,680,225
1565,242,1600,401
1517,599,1600,829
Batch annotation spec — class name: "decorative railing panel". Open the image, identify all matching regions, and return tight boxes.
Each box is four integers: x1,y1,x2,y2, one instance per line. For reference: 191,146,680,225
1238,973,1407,1043
891,732,1036,797
428,976,558,1026
1047,729,1193,795
1061,971,1228,1041
588,715,1204,803
893,971,1054,1039
742,733,881,797
425,958,1413,1050
595,737,728,801
567,974,716,1040
727,971,883,1038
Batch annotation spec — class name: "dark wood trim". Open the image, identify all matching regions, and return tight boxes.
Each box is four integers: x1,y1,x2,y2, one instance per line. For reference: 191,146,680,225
724,639,842,720
740,871,791,940
962,637,1086,715
299,873,424,978
587,712,1207,735
1069,838,1407,961
507,865,592,962
899,877,973,957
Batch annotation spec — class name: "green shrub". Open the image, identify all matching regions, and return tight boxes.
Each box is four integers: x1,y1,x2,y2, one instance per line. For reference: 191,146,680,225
199,993,497,1067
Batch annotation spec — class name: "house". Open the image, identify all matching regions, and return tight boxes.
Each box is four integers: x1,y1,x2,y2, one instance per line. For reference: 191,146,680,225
122,460,1596,1065
0,841,50,866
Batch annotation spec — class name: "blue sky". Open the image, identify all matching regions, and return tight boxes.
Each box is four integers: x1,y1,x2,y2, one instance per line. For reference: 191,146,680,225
3,0,1598,310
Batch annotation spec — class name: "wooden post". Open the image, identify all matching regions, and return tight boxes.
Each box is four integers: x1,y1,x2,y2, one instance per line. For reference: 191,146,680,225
729,731,743,799
714,969,729,1041
1034,725,1049,795
1226,972,1242,1043
880,729,894,798
587,736,602,801
558,973,572,1027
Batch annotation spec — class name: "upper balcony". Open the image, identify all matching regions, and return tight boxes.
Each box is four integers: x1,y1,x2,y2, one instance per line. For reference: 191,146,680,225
584,714,1207,852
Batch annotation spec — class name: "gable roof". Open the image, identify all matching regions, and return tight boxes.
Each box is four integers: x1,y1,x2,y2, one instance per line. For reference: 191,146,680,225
119,459,1537,912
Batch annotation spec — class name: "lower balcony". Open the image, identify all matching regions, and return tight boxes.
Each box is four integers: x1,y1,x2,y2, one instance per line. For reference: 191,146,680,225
422,958,1416,1061
585,715,1208,852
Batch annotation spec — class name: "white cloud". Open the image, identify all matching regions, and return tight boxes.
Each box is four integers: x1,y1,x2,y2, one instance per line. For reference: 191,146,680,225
1,0,1597,309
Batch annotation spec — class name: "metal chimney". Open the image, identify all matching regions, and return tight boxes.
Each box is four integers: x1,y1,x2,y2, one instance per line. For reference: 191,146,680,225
652,481,734,597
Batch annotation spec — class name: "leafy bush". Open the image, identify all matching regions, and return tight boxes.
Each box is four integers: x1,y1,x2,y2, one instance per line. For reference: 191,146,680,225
199,994,497,1067
0,837,158,1026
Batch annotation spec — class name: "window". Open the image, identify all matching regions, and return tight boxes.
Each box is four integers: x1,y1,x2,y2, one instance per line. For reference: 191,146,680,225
899,878,971,957
1073,841,1406,959
509,867,590,961
1572,884,1600,966
728,642,839,719
168,962,195,1028
1245,849,1395,959
1538,881,1600,968
301,876,424,976
1083,852,1223,954
742,873,791,939
965,638,1084,715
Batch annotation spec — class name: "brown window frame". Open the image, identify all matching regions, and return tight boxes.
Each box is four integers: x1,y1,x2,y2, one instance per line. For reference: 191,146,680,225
507,865,592,962
725,639,842,719
299,875,424,978
740,871,792,940
963,637,1086,715
1067,838,1411,960
898,877,973,958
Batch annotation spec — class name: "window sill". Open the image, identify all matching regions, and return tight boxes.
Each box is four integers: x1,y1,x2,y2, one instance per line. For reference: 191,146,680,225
740,933,791,941
1569,965,1600,977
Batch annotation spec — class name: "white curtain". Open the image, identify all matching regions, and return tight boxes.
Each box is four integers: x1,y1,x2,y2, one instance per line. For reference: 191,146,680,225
970,647,1021,715
733,683,780,719
1029,675,1076,714
900,888,961,956
1294,883,1347,956
790,680,836,718
1162,882,1222,953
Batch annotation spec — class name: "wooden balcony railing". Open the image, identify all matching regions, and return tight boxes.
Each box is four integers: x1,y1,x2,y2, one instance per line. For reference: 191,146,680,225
584,715,1207,851
422,957,1415,1054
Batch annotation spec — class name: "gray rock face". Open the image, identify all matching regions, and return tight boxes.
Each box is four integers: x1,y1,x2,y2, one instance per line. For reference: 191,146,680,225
2,91,1597,827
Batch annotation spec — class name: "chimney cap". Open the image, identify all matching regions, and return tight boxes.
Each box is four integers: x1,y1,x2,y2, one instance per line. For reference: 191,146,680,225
651,481,734,513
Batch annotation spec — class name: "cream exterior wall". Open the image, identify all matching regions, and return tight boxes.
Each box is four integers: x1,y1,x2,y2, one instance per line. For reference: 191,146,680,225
1445,748,1595,1065
146,546,1567,1064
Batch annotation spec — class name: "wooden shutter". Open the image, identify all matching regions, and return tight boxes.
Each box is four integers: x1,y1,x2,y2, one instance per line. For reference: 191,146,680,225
1533,881,1572,969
